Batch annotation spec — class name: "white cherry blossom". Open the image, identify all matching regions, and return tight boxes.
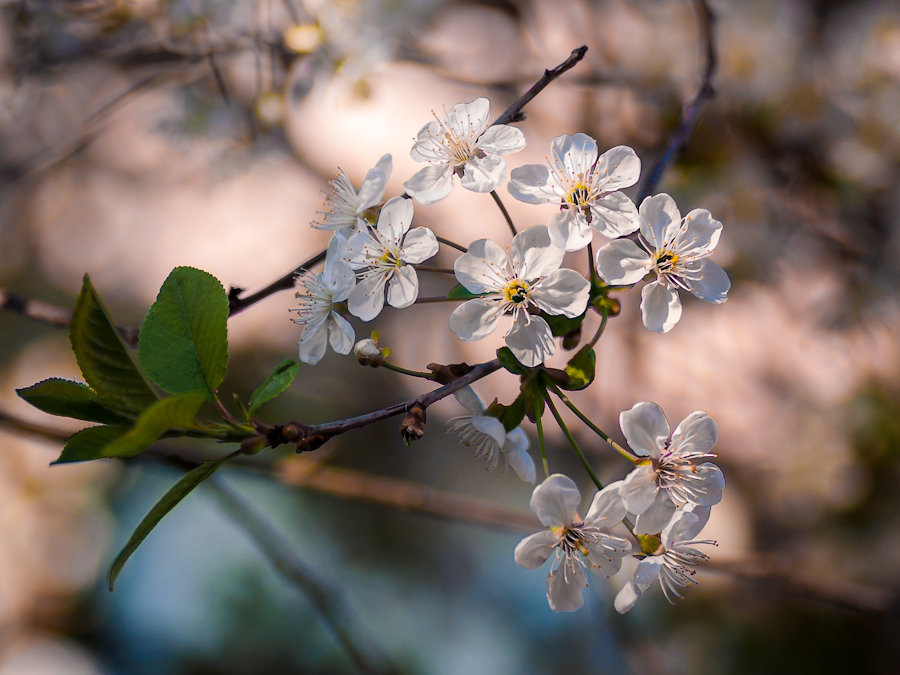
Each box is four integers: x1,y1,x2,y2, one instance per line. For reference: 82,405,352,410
508,133,641,251
594,193,730,332
404,97,525,205
515,475,632,612
617,402,725,535
291,235,356,364
446,386,535,483
314,154,392,232
342,197,438,321
614,504,715,613
449,226,589,367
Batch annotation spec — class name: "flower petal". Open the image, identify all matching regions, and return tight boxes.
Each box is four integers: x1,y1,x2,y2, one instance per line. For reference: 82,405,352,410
453,385,485,414
531,268,590,318
529,474,581,527
477,123,526,155
662,504,710,546
508,164,561,204
327,312,354,355
590,191,640,238
401,227,439,264
639,193,681,249
547,560,588,612
620,401,670,457
620,464,659,515
376,196,413,242
386,265,418,309
595,238,651,285
673,208,722,256
325,260,356,301
592,145,641,192
671,412,718,455
298,317,329,365
410,121,448,163
550,133,597,180
549,209,593,252
404,164,454,205
505,313,555,367
469,415,507,449
356,154,392,209
585,534,632,576
454,238,510,294
445,97,490,137
460,153,506,193
683,462,725,507
687,258,730,304
513,530,558,569
633,491,677,535
347,272,387,321
640,281,682,333
510,225,563,280
449,297,503,341
614,558,664,613
504,438,536,484
585,481,627,524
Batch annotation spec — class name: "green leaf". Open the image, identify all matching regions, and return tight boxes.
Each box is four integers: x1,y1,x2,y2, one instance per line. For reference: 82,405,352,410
70,275,159,415
447,284,483,300
486,393,527,432
560,346,596,391
107,451,236,590
17,378,132,424
138,267,229,400
522,378,545,422
54,424,131,464
248,359,299,416
497,347,528,375
100,393,207,458
542,311,585,338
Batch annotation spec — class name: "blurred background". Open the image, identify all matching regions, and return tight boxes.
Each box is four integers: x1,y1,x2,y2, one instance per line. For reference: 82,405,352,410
1,0,899,672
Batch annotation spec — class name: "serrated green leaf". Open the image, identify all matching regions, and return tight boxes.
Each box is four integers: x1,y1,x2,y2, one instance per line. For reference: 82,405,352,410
138,267,229,400
107,451,236,590
497,347,528,375
54,424,131,464
560,346,596,391
248,359,299,416
17,378,132,424
446,284,483,300
100,392,207,458
70,275,159,415
542,311,585,338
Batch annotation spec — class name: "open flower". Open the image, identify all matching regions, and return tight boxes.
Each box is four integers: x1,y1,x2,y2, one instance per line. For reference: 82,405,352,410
449,226,589,367
618,402,725,534
595,193,730,332
404,97,525,205
508,134,640,251
314,154,392,232
291,235,356,364
343,197,438,321
514,475,632,612
445,386,535,483
614,503,715,613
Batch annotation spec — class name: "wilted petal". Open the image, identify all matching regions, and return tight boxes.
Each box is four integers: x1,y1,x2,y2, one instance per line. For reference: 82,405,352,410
348,273,387,321
590,192,640,238
513,530,558,569
401,227,439,264
671,412,718,455
687,259,730,304
508,164,561,204
531,268,590,318
640,280,682,333
404,164,454,205
505,313,555,367
595,239,651,285
620,401,669,457
620,464,659,515
327,312,354,355
460,153,506,193
386,265,418,308
477,124,526,155
547,560,588,612
454,238,510,293
449,298,503,340
639,193,681,249
634,491,677,535
529,474,581,527
549,209,593,252
593,145,641,192
510,225,563,280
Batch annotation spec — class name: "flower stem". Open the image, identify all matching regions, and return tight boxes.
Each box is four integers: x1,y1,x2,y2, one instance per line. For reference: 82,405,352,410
490,190,518,237
414,296,463,303
543,392,603,491
382,361,435,381
533,398,550,478
412,265,456,274
588,306,609,347
547,383,637,461
436,236,468,253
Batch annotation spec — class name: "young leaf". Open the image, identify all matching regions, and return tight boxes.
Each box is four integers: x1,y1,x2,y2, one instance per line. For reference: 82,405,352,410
138,267,229,400
248,359,299,416
541,311,585,338
560,346,596,391
70,275,159,415
99,392,208,458
497,347,528,375
54,424,131,464
17,378,132,424
107,451,238,590
486,393,527,432
522,378,545,422
446,284,483,300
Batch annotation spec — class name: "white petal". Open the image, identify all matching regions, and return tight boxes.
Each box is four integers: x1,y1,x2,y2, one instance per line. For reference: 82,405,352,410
342,230,377,268
454,238,510,294
356,154,392,209
505,441,536,484
386,265,418,308
634,491,677,535
505,313,555,367
614,558,664,613
504,426,529,455
585,481,627,524
639,193,681,249
619,401,670,458
401,227,439,264
585,534,632,576
449,298,503,340
673,208,722,256
640,281,682,333
593,145,641,192
547,561,588,612
550,133,597,179
620,464,660,515
663,504,711,545
445,97,490,137
469,415,507,449
410,121,448,163
508,164,561,204
298,318,328,365
404,164,454,205
590,192,640,238
529,474,580,527
531,268,590,318
376,196,413,242
595,239,651,285
453,385,485,414
325,260,356,301
685,463,725,506
687,259,730,304
460,153,506,193
327,312,354,355
347,273,387,321
510,225,563,280
477,123,526,155
671,412,717,455
513,530,558,569
549,209,593,252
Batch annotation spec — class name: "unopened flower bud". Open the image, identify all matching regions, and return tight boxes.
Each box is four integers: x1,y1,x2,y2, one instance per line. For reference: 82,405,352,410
400,403,427,445
354,338,386,367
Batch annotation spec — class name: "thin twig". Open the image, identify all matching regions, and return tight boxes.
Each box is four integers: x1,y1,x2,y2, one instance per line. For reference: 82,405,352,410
490,190,518,237
637,0,717,201
228,249,327,315
412,265,455,274
436,236,468,253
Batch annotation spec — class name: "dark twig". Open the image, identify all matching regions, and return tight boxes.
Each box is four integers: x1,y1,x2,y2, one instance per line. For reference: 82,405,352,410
228,249,327,315
436,236,468,253
492,45,589,126
490,190,518,237
637,0,717,202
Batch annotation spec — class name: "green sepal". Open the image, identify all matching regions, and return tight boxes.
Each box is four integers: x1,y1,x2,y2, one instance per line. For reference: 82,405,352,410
54,424,131,464
98,392,208,458
541,311,585,338
559,346,596,391
107,451,236,590
637,533,663,556
446,284,483,300
496,347,529,375
138,266,229,401
485,393,527,433
248,359,299,416
17,378,132,424
522,378,546,423
70,275,159,415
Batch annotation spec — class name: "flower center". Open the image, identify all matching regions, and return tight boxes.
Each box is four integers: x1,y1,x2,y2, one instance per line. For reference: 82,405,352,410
378,248,402,268
502,279,531,305
552,520,600,560
567,182,592,207
654,250,679,275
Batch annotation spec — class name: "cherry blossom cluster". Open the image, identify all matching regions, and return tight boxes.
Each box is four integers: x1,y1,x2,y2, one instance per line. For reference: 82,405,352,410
291,96,731,614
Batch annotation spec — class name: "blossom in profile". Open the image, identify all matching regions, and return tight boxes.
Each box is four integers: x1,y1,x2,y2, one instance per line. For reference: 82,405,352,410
594,193,730,332
614,503,715,613
404,97,525,205
342,197,438,321
618,401,725,534
449,226,589,367
291,235,356,364
514,475,631,612
313,154,392,232
446,386,535,483
508,133,640,251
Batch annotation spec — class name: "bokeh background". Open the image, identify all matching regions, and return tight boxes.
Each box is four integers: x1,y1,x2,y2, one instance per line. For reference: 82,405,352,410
1,0,899,673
